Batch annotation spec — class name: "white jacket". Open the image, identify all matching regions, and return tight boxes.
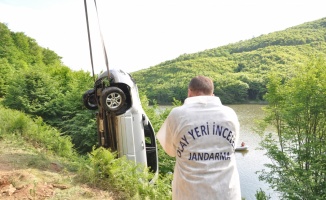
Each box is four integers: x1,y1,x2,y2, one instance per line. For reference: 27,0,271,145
157,96,241,200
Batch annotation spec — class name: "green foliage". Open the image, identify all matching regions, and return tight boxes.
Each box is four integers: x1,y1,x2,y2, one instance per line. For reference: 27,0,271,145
1,17,326,199
258,56,326,199
60,110,97,154
2,17,326,153
77,147,172,199
0,105,75,158
42,48,61,65
0,58,15,97
255,188,271,200
0,17,325,141
2,56,96,153
1,23,58,68
47,68,96,153
0,104,173,198
11,32,43,65
0,23,20,64
132,17,326,104
215,77,249,104
3,67,60,117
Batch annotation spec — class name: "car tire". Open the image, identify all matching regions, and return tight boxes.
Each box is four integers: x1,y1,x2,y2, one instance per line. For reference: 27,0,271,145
101,87,126,113
83,89,98,110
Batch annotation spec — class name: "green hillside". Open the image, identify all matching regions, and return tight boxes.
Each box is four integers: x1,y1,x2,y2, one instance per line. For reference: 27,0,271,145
1,18,325,153
0,22,97,153
131,17,326,104
1,15,325,200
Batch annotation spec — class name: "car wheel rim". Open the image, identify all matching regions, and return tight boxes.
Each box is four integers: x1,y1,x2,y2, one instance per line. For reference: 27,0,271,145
106,92,122,109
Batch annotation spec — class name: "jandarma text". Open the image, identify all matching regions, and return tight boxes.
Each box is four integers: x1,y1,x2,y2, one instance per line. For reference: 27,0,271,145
188,152,231,161
176,122,236,158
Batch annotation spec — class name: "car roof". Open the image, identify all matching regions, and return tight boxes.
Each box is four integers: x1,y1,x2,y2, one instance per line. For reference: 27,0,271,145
97,69,136,87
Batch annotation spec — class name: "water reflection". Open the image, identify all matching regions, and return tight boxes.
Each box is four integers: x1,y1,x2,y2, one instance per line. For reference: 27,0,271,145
236,149,249,157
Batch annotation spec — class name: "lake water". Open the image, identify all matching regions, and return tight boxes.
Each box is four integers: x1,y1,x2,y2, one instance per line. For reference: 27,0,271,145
159,104,279,200
229,104,279,200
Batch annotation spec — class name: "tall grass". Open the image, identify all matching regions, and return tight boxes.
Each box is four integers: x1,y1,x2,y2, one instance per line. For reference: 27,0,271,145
77,147,172,200
0,105,75,158
0,104,173,199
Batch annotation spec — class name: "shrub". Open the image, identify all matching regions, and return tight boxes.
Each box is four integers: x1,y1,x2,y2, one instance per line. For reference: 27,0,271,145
0,105,75,158
77,147,172,199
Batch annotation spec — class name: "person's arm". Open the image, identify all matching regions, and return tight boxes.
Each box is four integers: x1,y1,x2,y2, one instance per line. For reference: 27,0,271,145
157,117,176,157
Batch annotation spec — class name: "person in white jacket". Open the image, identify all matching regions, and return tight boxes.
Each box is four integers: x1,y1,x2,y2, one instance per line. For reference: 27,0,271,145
157,75,241,200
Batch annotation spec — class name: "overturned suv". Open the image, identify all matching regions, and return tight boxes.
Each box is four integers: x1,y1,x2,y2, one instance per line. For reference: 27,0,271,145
83,69,158,175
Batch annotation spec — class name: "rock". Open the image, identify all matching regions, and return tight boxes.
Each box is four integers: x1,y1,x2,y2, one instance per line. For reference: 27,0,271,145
1,184,16,196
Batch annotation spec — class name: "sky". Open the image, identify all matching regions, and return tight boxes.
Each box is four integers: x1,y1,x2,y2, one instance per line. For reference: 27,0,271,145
0,0,325,74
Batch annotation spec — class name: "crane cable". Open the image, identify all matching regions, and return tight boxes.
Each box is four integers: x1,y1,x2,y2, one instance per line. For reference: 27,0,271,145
84,0,110,82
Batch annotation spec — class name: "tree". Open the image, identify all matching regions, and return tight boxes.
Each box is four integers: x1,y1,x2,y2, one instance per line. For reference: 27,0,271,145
0,58,14,97
3,67,60,118
258,56,326,199
0,23,21,64
42,48,62,65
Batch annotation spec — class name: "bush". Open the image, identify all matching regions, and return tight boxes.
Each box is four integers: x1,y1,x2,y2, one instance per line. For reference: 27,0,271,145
0,105,75,158
255,188,271,200
77,147,172,199
258,56,326,199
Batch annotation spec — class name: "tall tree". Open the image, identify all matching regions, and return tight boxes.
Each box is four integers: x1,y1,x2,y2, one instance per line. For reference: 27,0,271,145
258,56,326,199
0,58,14,97
2,67,60,118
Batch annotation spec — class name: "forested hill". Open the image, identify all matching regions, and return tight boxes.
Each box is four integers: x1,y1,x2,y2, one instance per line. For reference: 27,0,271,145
0,22,96,153
131,17,326,104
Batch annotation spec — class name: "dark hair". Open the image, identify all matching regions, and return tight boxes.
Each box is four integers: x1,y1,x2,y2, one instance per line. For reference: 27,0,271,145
188,75,214,95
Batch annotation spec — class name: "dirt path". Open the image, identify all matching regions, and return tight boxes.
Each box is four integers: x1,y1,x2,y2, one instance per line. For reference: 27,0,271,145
0,138,115,200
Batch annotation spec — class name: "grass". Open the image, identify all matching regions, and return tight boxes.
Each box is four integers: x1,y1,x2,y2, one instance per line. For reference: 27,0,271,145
0,105,172,200
0,134,114,199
